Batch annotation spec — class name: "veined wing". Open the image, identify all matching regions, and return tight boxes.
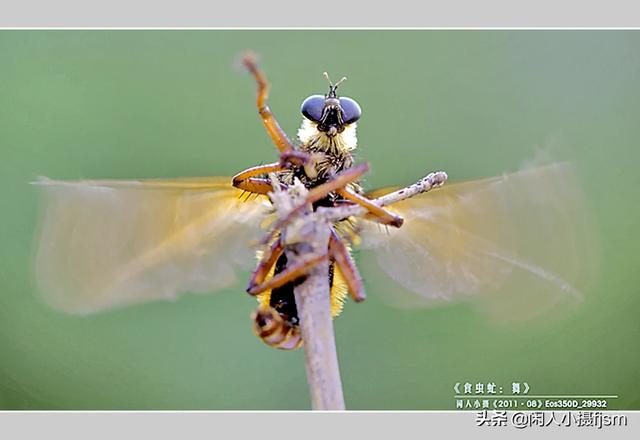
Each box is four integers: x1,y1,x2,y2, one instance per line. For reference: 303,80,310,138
33,176,270,314
359,163,599,321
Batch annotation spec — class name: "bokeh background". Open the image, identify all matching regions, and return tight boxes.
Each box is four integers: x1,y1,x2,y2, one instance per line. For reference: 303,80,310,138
1,31,638,410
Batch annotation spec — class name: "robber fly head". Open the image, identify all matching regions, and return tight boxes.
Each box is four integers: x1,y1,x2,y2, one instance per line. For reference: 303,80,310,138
300,72,362,137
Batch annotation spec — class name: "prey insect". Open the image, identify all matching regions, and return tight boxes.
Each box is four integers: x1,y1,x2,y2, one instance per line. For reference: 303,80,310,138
33,54,595,350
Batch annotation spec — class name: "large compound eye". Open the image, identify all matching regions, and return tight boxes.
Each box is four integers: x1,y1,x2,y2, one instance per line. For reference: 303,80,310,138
339,97,361,124
301,95,325,122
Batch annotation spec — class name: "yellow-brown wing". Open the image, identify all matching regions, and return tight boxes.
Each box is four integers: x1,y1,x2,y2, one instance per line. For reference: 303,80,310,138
359,163,599,322
33,176,269,314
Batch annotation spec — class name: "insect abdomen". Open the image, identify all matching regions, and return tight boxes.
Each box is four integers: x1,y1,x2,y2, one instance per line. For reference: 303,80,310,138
252,253,350,350
251,306,302,350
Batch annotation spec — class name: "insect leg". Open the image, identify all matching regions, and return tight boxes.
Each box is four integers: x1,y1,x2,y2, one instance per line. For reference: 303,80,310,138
247,238,285,293
247,253,328,296
335,187,404,228
232,161,287,194
260,163,371,244
305,162,370,204
329,230,366,302
280,150,312,166
241,53,296,154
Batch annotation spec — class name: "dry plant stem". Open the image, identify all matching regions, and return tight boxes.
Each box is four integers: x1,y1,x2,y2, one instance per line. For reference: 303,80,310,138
290,226,345,410
325,171,448,222
267,175,345,410
265,170,447,411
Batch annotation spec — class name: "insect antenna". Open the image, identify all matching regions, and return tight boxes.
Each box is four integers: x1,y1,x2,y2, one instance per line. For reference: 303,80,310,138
323,72,347,97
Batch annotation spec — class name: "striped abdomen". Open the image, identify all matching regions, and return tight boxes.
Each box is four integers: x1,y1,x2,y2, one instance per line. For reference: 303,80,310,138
252,252,349,350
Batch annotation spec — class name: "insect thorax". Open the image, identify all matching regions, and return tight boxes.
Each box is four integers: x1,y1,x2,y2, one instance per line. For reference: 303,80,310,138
279,119,359,190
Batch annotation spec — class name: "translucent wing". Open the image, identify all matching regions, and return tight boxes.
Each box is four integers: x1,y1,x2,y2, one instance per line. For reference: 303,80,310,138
359,163,599,322
33,176,270,314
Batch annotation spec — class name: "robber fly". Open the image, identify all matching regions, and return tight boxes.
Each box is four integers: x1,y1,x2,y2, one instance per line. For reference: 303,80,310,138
33,54,596,350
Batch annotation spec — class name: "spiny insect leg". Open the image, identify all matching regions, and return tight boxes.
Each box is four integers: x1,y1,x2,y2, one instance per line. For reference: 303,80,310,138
247,238,285,293
232,161,286,194
361,211,404,227
246,253,328,296
279,150,312,167
280,150,326,180
329,230,366,302
305,163,370,205
260,163,371,244
335,187,404,228
241,52,296,154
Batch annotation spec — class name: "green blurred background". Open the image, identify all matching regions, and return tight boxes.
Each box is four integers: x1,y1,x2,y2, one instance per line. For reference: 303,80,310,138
1,31,638,410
